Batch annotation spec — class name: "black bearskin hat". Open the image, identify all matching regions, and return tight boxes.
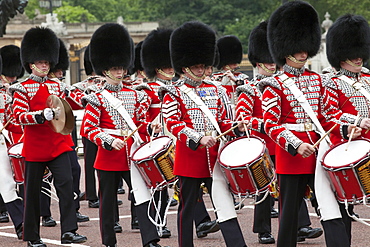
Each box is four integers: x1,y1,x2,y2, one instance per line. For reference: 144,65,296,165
128,41,144,75
89,23,133,76
170,21,216,75
50,39,69,73
141,28,173,79
21,27,59,74
268,1,321,67
0,55,2,75
248,21,274,68
217,35,243,70
83,45,93,76
0,45,24,78
326,14,370,70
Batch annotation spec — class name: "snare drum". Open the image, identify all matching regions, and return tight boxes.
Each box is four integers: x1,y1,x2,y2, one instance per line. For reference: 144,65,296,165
218,136,275,196
131,136,176,190
8,142,25,183
321,138,370,203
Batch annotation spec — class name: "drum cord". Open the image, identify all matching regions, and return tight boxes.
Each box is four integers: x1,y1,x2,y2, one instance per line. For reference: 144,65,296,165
345,199,370,227
41,178,79,202
147,182,173,236
252,190,270,205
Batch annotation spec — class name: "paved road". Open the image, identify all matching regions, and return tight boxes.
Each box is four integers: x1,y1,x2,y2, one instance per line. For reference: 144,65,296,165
1,157,370,247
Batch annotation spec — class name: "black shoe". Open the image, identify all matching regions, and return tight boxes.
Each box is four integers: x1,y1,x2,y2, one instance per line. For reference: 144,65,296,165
351,212,360,221
15,224,23,240
61,231,87,244
196,220,220,238
76,212,90,222
159,226,171,238
0,211,9,223
131,217,140,230
88,199,99,208
114,222,122,233
234,201,244,210
105,245,117,247
27,239,46,247
297,226,323,239
270,208,278,218
297,236,306,242
258,232,275,244
117,187,125,194
117,199,123,205
144,242,168,247
42,216,56,227
169,198,178,207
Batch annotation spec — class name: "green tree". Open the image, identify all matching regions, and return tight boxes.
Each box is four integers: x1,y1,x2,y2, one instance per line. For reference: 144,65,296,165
55,5,97,23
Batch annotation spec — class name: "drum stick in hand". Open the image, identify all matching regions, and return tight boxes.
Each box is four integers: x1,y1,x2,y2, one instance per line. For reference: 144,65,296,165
0,117,13,134
345,114,361,151
200,124,240,149
312,123,338,149
123,124,143,143
240,113,250,141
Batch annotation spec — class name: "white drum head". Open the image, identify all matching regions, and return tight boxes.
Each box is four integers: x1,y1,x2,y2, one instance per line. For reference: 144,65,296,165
9,143,23,155
133,137,170,160
324,139,370,167
219,137,264,167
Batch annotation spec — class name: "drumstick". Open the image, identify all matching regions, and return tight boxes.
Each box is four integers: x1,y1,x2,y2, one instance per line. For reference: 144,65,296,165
345,114,361,151
200,125,240,149
239,112,250,141
312,123,338,149
0,117,13,134
123,124,143,143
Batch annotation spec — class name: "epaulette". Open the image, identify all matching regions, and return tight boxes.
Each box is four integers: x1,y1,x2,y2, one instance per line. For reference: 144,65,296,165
236,84,255,97
133,83,152,91
8,82,27,95
321,73,337,88
362,67,370,75
158,84,179,101
81,93,100,108
59,81,68,92
136,90,146,102
86,84,101,94
257,76,282,92
71,81,87,92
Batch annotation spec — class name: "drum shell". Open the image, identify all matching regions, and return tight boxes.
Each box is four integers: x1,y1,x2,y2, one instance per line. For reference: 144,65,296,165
131,136,176,190
218,136,275,196
321,138,370,203
8,142,25,184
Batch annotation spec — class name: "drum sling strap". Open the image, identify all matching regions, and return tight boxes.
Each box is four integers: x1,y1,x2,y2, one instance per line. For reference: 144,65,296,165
339,75,370,101
279,74,330,143
101,90,143,144
178,84,227,142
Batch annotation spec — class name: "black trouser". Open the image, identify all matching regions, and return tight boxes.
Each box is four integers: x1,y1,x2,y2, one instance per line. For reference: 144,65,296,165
177,176,246,247
68,148,82,211
0,195,6,212
97,169,156,246
40,176,52,217
82,137,98,201
23,152,77,241
276,174,313,247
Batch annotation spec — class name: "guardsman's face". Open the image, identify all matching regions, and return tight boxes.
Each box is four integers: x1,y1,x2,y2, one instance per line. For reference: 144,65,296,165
205,66,213,77
30,60,50,77
285,52,308,69
110,66,126,79
340,58,363,73
183,64,205,82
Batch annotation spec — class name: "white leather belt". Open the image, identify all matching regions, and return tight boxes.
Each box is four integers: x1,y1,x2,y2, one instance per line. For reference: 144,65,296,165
149,103,161,108
102,128,130,136
283,123,317,132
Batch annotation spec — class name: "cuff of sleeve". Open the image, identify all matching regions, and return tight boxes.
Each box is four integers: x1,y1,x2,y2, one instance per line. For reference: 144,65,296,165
189,139,200,151
35,112,45,124
288,144,299,156
103,142,113,151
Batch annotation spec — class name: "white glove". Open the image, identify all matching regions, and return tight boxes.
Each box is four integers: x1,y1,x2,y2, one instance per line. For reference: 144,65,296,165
43,108,54,121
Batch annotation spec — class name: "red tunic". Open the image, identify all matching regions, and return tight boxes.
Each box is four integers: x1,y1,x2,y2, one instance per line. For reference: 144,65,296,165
260,65,344,174
82,83,149,171
212,71,248,104
323,68,370,144
235,77,275,155
160,78,236,178
10,76,73,162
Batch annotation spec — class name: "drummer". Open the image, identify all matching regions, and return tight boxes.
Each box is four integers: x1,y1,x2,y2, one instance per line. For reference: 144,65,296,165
319,14,370,246
9,27,87,247
0,46,24,240
81,23,163,247
259,2,361,247
159,21,248,247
